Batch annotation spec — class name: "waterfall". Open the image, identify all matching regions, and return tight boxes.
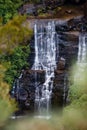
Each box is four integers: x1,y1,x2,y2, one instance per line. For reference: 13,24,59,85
74,33,87,82
78,34,87,63
11,72,23,99
32,21,58,118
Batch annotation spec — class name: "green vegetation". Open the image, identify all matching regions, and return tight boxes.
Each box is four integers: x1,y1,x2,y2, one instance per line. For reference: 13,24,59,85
5,63,87,130
1,45,30,85
0,0,23,23
0,0,87,129
0,14,33,85
0,13,32,127
68,64,87,112
0,65,16,127
0,15,33,54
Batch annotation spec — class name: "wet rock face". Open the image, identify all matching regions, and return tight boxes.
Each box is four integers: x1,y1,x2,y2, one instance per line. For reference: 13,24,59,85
52,19,79,108
51,35,78,108
52,70,67,107
57,57,66,70
52,57,68,108
17,70,45,112
56,17,87,32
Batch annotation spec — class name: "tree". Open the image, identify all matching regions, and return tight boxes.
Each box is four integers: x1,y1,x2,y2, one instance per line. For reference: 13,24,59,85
0,15,33,54
4,45,30,85
0,65,16,127
0,0,23,23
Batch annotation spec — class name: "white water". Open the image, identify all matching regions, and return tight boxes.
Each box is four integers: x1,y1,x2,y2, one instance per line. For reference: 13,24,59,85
75,33,87,81
78,34,87,63
32,21,58,117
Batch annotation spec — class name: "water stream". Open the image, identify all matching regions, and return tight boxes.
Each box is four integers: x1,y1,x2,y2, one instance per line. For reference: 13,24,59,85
78,33,87,63
74,33,87,82
32,21,59,118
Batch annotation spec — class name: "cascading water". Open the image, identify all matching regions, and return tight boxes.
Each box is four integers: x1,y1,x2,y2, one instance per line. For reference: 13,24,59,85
11,72,23,99
75,33,87,82
32,21,58,118
78,33,87,63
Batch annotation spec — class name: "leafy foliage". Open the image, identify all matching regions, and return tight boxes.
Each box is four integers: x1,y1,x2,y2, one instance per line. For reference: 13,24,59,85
0,15,33,54
1,45,30,85
0,0,23,23
68,63,87,112
0,65,16,126
0,12,32,127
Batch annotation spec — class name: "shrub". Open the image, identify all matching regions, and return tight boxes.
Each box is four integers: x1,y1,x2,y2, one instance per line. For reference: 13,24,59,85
0,65,16,127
